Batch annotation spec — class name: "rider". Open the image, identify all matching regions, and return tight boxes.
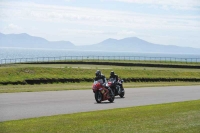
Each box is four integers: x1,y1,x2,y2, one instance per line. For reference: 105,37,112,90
94,70,107,86
94,70,110,98
109,71,118,83
109,71,124,90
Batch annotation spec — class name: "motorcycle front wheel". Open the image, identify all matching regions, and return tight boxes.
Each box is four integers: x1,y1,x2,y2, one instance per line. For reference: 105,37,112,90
108,89,115,103
95,90,102,103
119,89,125,98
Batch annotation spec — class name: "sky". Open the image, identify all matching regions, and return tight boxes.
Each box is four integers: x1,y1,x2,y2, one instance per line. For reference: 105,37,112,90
0,0,200,48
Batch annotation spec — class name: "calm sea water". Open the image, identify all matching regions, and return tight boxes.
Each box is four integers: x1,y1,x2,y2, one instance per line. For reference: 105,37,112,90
0,47,200,64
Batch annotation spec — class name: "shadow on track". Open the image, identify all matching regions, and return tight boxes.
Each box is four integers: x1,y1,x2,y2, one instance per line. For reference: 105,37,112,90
114,97,125,99
94,101,115,104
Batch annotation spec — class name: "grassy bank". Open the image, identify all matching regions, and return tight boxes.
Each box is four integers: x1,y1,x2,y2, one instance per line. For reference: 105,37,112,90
1,64,200,83
0,100,200,133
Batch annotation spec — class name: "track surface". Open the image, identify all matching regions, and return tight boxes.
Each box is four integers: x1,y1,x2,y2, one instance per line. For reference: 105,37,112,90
0,86,200,122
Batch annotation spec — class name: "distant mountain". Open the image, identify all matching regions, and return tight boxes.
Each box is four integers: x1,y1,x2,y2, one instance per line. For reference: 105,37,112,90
78,37,199,54
0,33,199,54
0,33,75,49
94,37,152,51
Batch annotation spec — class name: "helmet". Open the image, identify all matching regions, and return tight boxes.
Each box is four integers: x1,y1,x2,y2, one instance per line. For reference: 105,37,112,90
95,70,101,77
110,71,114,76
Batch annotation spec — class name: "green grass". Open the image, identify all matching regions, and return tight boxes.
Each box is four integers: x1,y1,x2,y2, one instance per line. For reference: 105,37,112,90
1,82,200,93
1,64,200,83
1,63,200,93
0,100,200,133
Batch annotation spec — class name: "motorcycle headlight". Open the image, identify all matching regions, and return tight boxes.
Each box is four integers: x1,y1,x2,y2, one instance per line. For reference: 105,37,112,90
106,83,108,87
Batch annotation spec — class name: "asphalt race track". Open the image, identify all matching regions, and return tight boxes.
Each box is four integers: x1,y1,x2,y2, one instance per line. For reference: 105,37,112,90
0,86,200,122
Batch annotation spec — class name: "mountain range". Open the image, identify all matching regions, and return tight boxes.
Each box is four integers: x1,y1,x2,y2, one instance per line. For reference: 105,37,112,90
0,33,199,54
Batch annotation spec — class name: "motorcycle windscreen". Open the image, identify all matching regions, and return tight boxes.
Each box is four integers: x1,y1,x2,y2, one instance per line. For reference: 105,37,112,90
109,78,116,82
94,79,104,84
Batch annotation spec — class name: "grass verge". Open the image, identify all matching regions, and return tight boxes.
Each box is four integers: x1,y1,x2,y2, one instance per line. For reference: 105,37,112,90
0,65,200,83
1,82,200,93
0,100,199,133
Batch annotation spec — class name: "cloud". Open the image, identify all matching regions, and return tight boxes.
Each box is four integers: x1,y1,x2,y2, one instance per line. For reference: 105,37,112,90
1,23,23,34
112,0,200,10
0,1,199,32
0,0,200,34
5,24,22,30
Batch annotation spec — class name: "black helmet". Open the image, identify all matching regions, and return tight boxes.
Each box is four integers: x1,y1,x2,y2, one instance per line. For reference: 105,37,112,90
110,71,114,76
95,70,101,77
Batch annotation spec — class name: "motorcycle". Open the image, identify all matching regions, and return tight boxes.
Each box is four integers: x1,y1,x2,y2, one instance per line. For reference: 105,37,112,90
92,79,115,103
107,78,125,98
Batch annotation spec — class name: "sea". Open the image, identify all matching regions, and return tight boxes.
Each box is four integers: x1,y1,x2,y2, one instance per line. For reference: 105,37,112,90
0,47,200,64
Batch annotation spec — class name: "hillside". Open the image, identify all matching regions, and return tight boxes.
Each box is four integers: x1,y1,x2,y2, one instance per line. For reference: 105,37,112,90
0,33,75,49
0,33,199,54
